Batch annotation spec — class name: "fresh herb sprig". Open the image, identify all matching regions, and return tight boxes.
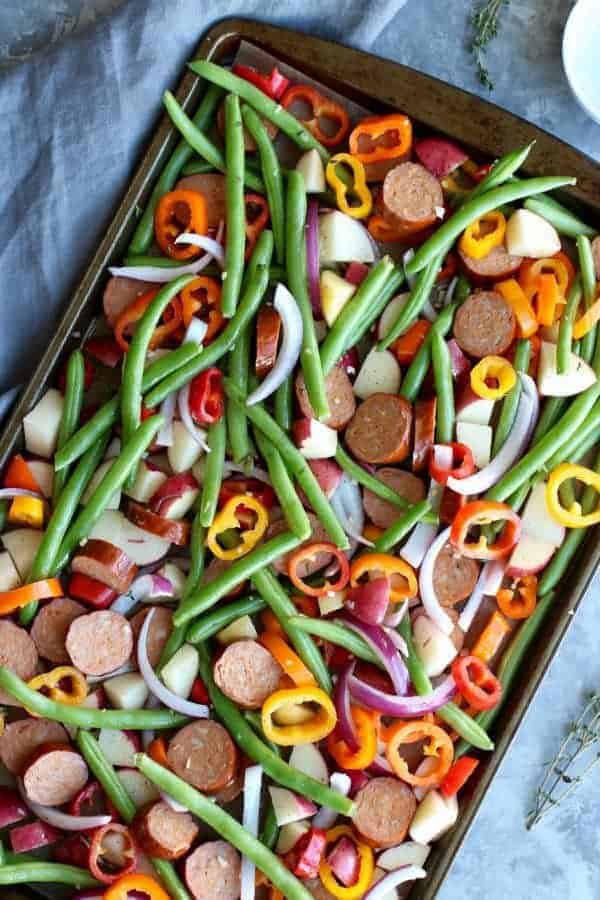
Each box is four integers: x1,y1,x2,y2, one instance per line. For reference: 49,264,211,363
526,692,600,829
469,0,510,90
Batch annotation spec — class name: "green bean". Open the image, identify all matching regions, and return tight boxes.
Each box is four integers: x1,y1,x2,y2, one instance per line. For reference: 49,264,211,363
492,339,531,455
227,325,252,465
0,500,7,532
335,445,404,511
467,143,534,201
0,863,99,888
163,90,264,192
274,375,294,431
487,382,600,502
244,709,282,755
400,300,459,403
253,427,311,540
0,667,186,729
577,236,598,363
121,275,193,488
350,267,406,356
288,615,380,666
260,801,280,850
378,254,443,350
129,83,223,255
221,94,246,317
556,275,582,374
242,104,286,265
145,231,274,408
223,380,348,548
187,595,266,643
287,171,329,419
181,159,218,176
406,177,576,278
431,328,455,442
189,60,329,161
538,400,600,476
174,530,300,626
252,568,332,693
195,641,352,813
373,501,433,552
454,274,472,304
53,349,85,502
55,342,201,471
531,396,567,446
398,617,494,751
524,195,596,239
199,417,227,527
53,415,163,570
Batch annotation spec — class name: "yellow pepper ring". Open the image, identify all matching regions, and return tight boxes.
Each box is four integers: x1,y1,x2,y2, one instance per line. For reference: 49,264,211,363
261,686,337,746
546,463,600,529
206,493,269,561
470,355,517,400
319,825,374,900
27,666,88,707
325,153,373,220
459,210,506,260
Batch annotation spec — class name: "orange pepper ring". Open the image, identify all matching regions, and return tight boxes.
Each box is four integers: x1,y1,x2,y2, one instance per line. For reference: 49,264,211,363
280,84,350,147
385,720,454,786
349,552,417,603
180,275,223,336
154,188,208,260
287,542,350,597
327,706,379,770
349,114,413,164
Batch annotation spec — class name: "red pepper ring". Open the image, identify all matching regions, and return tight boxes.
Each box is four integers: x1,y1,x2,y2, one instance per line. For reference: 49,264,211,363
287,542,350,597
88,823,138,885
245,193,270,260
452,654,502,712
232,64,290,100
188,366,224,425
450,500,521,560
429,442,475,486
280,84,350,147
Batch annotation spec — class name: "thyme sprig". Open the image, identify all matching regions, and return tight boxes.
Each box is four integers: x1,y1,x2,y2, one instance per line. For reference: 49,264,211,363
469,0,511,90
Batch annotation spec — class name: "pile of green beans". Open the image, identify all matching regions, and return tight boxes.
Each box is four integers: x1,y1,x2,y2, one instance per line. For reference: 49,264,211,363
242,104,286,264
378,253,443,350
221,93,246,318
227,322,252,464
53,348,85,502
199,417,227,527
253,427,311,540
431,328,455,443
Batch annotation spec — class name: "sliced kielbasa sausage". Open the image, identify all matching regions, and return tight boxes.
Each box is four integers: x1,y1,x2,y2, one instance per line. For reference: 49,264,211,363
66,610,133,676
267,513,333,575
167,721,238,793
432,541,480,607
0,621,39,706
213,640,283,710
175,173,227,229
353,776,417,848
22,745,88,806
130,606,173,668
184,840,241,900
413,397,437,473
458,245,522,283
103,277,155,329
363,467,426,528
0,719,68,775
382,162,443,228
345,394,413,465
30,596,86,663
127,502,189,546
295,367,356,430
71,540,138,594
134,801,199,860
453,290,516,358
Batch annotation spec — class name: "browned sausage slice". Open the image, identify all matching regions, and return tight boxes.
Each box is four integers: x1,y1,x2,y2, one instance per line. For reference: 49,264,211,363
432,541,480,607
130,606,173,668
295,367,356,430
22,745,89,806
71,540,138,593
382,162,443,228
353,776,417,848
134,801,199,860
66,610,133,676
345,394,413,465
453,291,516,358
267,513,333,575
213,640,283,710
0,621,39,706
167,721,238,793
30,597,86,663
458,245,522,283
103,277,156,329
413,397,437,473
127,502,189,546
363,467,426,528
184,840,241,900
0,719,68,775
175,174,227,229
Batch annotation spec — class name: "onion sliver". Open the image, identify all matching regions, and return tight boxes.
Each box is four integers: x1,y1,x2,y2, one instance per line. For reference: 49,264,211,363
175,232,225,267
401,445,452,567
241,765,263,900
418,526,456,636
247,283,303,406
0,488,41,500
312,772,352,831
364,865,427,899
156,391,177,447
349,673,456,717
178,383,210,452
333,662,360,752
458,559,506,633
109,253,213,282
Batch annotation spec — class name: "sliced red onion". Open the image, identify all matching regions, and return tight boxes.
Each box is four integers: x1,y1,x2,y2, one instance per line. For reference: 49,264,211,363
383,603,408,629
447,373,539,495
342,614,409,695
156,390,177,447
458,559,506,633
0,488,41,500
334,662,359,752
109,253,213,282
331,475,370,546
184,316,209,346
17,781,110,832
306,199,322,318
403,249,417,289
159,789,188,813
327,835,360,888
175,232,225,267
178,383,210,452
137,609,209,718
312,772,352,830
247,284,303,405
111,573,174,616
364,865,427,899
386,628,408,657
401,445,452,568
345,578,390,626
419,526,455,636
349,673,456,717
241,765,263,900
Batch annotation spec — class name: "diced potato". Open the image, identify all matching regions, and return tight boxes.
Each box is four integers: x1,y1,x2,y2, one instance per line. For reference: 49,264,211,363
456,421,492,469
23,389,64,458
0,551,21,591
320,270,356,327
216,615,258,645
296,149,326,193
2,528,44,580
168,422,204,474
353,347,401,399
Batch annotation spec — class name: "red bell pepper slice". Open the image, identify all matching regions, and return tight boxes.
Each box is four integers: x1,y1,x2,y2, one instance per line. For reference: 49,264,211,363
440,756,480,797
190,676,210,705
286,827,327,879
450,500,521,560
452,654,502,711
281,84,350,147
188,367,224,425
68,573,118,609
429,442,475,486
89,823,138,884
232,64,290,100
84,336,124,368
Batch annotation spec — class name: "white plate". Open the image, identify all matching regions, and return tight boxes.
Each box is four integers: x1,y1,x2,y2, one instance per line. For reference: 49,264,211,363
562,0,600,124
